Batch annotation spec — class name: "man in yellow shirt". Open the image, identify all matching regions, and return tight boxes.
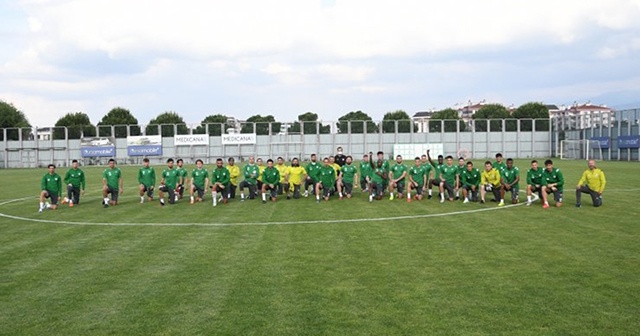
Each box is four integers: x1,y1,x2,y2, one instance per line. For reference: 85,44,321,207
275,157,290,196
287,158,307,199
576,159,606,207
227,157,241,199
480,160,502,204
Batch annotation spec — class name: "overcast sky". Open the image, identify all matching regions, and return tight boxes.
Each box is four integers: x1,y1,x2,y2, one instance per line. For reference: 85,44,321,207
1,0,640,127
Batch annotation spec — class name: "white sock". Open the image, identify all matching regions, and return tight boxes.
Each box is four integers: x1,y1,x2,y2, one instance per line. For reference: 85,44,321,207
407,192,411,199
440,193,444,201
39,202,44,209
140,196,144,202
262,193,266,201
428,190,432,196
160,198,165,204
212,192,217,206
316,194,320,200
390,192,394,197
339,192,343,197
103,197,109,204
190,196,194,201
456,190,460,197
241,193,245,199
527,195,532,202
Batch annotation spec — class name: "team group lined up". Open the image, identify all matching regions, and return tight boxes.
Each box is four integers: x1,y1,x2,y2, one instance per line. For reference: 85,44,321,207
38,146,607,212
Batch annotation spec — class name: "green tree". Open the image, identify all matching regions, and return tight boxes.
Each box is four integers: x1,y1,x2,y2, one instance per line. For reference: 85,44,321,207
512,102,550,131
289,112,330,134
98,107,140,138
0,100,32,141
194,114,228,135
429,108,467,132
337,111,377,134
472,104,510,131
53,112,96,139
145,111,189,137
381,110,417,133
240,115,281,135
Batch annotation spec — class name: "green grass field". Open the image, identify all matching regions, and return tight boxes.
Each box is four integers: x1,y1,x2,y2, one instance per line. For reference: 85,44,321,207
0,159,639,335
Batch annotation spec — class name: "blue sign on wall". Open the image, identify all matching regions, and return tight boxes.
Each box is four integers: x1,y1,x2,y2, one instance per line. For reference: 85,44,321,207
590,137,610,149
618,135,640,149
81,146,116,157
127,145,163,156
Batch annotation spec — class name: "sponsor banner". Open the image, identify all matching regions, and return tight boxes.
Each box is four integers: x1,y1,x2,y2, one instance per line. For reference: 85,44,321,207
80,137,116,158
590,136,610,149
221,133,257,145
127,136,163,156
81,146,115,158
174,134,209,146
127,145,162,156
393,143,443,160
618,135,640,149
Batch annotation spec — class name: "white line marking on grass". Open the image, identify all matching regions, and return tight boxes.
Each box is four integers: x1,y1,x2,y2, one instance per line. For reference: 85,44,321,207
0,194,539,227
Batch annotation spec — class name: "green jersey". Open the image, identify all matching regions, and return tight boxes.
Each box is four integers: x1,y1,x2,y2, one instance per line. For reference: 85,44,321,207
459,168,481,187
162,168,179,189
493,161,507,175
262,167,280,185
409,165,427,185
340,164,357,184
456,165,466,177
306,161,321,181
176,167,188,185
423,163,433,180
431,162,444,180
370,166,386,184
526,167,544,186
502,166,520,186
102,168,122,190
138,166,156,187
64,168,86,189
440,164,457,185
191,168,209,188
359,161,373,179
41,172,62,195
317,165,336,187
381,160,390,174
242,164,259,185
390,163,408,183
542,168,564,192
211,167,231,185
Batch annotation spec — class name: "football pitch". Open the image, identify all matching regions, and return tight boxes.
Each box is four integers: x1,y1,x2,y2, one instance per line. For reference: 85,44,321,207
0,159,639,335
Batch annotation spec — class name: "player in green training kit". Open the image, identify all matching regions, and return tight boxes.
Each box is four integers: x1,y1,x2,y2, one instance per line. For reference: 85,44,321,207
190,159,209,204
176,158,188,201
459,161,480,203
407,157,427,202
261,159,280,203
138,158,156,203
525,160,545,206
239,156,259,200
389,155,408,201
315,157,336,202
359,154,373,192
304,154,321,197
211,158,231,206
159,158,179,206
426,150,443,199
102,159,123,207
368,153,387,202
338,156,357,199
62,159,85,206
542,159,564,208
438,155,458,203
39,164,62,212
500,158,520,205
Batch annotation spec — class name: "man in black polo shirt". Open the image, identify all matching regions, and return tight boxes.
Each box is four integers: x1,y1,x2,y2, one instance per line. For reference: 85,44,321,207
334,146,347,167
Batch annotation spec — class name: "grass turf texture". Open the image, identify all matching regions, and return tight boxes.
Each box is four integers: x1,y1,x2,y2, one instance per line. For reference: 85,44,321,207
0,159,638,335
